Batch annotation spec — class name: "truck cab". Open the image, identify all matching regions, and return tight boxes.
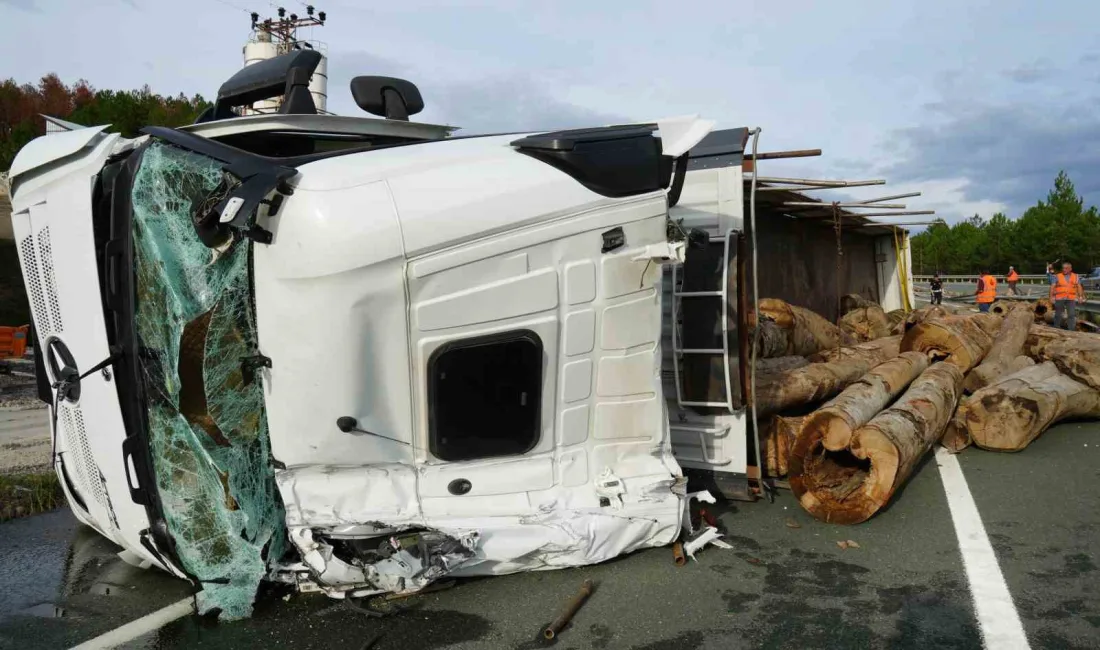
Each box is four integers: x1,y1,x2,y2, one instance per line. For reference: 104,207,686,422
8,50,915,617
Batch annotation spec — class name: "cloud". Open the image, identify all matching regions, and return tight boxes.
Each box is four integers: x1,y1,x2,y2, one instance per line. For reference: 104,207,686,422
325,50,626,133
885,99,1100,220
1003,61,1055,84
0,0,39,11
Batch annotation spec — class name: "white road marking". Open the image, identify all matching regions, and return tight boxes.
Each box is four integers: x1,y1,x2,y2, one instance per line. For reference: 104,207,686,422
936,447,1031,650
69,596,195,650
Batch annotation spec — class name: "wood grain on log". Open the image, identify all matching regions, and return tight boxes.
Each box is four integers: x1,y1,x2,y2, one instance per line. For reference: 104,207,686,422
755,298,853,356
900,314,999,372
963,307,1034,393
756,355,810,378
803,351,931,452
1036,338,1100,391
1024,324,1099,358
841,293,877,314
755,358,879,417
756,336,904,416
960,361,1100,452
839,305,891,342
790,363,964,524
808,336,901,364
763,415,805,477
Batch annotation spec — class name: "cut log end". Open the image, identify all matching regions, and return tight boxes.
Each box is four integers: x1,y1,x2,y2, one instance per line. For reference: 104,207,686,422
792,433,898,526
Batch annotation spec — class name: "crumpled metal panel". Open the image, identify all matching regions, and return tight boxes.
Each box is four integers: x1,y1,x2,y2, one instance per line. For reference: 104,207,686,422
131,141,286,619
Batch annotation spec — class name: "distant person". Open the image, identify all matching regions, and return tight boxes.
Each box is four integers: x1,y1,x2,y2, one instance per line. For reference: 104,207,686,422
1006,266,1020,295
976,269,997,312
930,273,944,305
1049,261,1085,330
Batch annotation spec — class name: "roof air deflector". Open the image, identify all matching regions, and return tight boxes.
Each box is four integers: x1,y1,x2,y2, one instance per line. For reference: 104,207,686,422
207,50,323,122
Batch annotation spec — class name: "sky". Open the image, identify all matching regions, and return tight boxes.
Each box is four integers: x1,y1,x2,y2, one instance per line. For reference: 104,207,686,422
4,0,1100,224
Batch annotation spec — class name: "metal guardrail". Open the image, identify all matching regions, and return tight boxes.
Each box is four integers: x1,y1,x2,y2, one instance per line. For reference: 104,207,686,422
913,274,1051,285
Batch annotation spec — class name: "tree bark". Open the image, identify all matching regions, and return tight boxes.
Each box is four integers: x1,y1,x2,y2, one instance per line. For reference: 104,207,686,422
763,415,805,477
1035,337,1100,391
790,363,964,524
839,305,892,342
808,335,901,364
959,361,1100,452
755,319,792,359
939,407,970,453
1024,324,1099,358
754,298,853,356
841,293,877,314
895,305,952,335
885,309,906,331
900,314,999,372
801,352,931,452
963,307,1034,393
756,355,810,378
756,336,904,416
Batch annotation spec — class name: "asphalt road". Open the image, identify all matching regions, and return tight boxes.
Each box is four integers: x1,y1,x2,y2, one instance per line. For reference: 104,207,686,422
2,421,1098,649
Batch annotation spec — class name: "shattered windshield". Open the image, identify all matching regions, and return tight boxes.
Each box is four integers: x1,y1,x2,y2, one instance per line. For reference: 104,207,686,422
131,141,285,620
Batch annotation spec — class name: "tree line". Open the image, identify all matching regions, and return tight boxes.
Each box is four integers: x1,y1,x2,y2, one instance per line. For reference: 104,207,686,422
911,172,1100,276
1,74,211,326
1,74,210,171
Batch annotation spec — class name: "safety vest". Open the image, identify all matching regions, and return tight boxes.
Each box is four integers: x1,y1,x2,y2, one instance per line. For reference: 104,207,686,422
1007,270,1019,282
1054,272,1080,301
977,275,997,303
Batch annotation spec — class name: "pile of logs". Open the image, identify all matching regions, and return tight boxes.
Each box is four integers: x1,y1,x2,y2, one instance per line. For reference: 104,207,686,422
753,296,1100,525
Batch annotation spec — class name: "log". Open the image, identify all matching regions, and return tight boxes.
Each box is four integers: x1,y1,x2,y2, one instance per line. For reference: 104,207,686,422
1033,298,1053,323
960,362,1100,452
755,357,881,417
899,314,999,372
1036,338,1100,391
802,352,931,452
962,307,1034,393
763,415,804,477
839,305,891,342
885,309,906,331
757,336,904,416
754,319,791,359
841,293,877,314
940,407,970,453
895,305,950,335
1024,324,1100,358
790,363,964,524
808,335,901,365
756,355,810,378
754,298,853,356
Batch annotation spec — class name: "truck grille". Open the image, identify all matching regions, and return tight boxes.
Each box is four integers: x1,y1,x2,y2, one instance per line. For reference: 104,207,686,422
19,227,63,335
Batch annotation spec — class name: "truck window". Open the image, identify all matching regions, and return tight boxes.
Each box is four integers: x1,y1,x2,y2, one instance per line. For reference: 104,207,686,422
428,330,543,462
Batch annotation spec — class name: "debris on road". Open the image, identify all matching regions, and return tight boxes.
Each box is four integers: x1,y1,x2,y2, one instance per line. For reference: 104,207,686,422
542,579,594,640
672,542,686,566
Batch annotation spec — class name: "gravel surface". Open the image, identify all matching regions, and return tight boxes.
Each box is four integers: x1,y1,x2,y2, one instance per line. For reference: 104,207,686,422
0,364,50,474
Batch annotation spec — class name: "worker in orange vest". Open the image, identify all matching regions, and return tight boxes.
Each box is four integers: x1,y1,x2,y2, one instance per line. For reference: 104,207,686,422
975,269,997,312
1049,261,1085,330
1006,266,1020,296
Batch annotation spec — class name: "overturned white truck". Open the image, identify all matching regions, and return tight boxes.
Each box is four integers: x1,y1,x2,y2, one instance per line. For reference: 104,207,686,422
7,51,914,618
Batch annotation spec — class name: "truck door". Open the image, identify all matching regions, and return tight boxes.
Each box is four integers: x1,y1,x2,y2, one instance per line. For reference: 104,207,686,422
406,198,682,566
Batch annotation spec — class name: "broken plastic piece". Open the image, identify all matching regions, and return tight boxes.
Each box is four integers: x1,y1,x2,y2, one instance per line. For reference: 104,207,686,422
594,468,626,510
683,526,731,560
